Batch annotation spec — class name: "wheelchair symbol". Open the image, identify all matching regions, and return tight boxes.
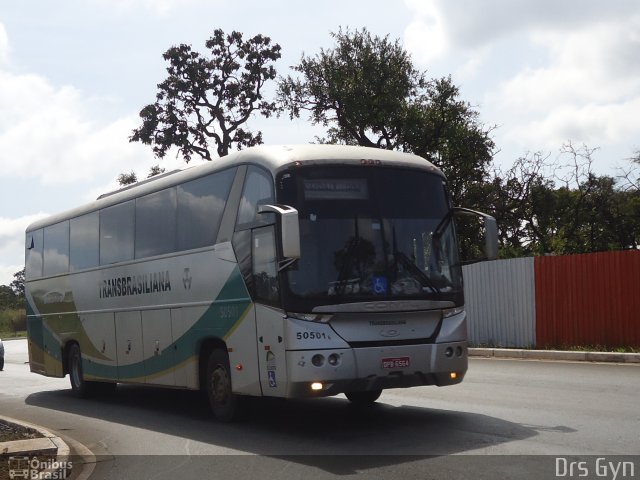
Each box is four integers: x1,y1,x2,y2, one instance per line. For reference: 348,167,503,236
372,276,387,295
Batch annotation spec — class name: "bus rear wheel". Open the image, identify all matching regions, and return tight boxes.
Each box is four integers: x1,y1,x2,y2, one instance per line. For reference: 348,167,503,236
68,343,115,398
345,389,382,405
205,349,238,422
69,343,91,397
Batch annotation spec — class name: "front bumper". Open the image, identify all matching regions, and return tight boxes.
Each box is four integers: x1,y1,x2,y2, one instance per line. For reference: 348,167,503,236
284,341,467,397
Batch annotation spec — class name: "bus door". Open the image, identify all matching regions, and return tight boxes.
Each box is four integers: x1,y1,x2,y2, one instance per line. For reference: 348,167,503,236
141,309,175,386
115,311,144,382
252,226,287,397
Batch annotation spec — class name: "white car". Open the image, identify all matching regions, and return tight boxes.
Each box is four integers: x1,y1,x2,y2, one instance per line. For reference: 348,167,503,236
0,338,4,371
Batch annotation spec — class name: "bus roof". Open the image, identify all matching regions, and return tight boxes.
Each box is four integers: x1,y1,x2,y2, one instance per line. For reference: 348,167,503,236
26,144,443,232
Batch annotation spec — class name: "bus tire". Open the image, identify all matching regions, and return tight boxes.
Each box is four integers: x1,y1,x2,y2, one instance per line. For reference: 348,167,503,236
205,349,238,422
68,343,90,397
68,343,116,398
345,389,382,405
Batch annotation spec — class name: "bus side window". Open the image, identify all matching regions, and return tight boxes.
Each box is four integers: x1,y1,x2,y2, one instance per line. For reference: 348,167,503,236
26,229,44,280
135,188,177,258
100,201,135,265
236,166,275,229
177,167,236,251
70,212,99,271
43,221,70,276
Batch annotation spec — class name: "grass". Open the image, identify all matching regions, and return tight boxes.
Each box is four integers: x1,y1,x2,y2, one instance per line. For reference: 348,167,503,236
0,308,27,338
470,342,640,353
0,420,43,443
560,344,640,354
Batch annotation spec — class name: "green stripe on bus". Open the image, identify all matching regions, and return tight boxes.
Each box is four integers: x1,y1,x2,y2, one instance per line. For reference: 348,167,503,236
85,266,252,381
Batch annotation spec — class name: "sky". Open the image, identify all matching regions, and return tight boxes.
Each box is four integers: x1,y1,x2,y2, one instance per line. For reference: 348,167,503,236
1,0,640,285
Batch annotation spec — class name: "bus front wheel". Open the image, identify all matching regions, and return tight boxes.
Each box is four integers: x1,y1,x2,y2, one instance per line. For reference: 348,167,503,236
205,349,238,422
345,389,382,405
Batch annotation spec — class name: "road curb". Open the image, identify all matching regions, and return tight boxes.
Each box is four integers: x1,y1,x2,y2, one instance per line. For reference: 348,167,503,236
469,348,640,363
0,415,71,478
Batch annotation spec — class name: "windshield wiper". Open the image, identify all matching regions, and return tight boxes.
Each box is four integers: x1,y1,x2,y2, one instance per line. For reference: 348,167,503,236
391,225,440,296
394,251,441,296
432,210,453,240
334,216,360,297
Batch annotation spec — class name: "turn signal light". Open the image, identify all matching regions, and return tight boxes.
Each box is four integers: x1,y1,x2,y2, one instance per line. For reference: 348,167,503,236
450,372,458,380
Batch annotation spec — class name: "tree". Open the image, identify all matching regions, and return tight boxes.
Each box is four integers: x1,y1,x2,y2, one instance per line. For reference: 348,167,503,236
10,268,24,299
117,171,138,186
0,269,24,309
0,285,17,309
400,76,495,209
487,143,640,258
485,151,555,257
279,28,423,150
617,150,640,192
116,165,167,187
279,28,495,261
131,29,282,162
278,27,495,209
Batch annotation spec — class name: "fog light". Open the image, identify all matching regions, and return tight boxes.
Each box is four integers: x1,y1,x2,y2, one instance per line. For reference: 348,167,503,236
312,354,325,367
456,346,463,357
445,347,454,358
450,372,458,380
311,382,323,391
327,353,340,366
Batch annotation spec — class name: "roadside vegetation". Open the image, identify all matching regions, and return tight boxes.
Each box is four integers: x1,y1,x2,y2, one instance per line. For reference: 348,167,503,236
0,420,42,443
0,268,25,338
0,308,27,338
470,343,640,353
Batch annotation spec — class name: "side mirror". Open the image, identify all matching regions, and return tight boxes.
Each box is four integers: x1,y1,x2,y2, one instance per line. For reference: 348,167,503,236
483,215,499,260
257,204,301,259
453,207,499,261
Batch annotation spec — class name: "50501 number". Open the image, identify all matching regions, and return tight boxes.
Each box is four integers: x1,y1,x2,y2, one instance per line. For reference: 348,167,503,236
296,331,329,340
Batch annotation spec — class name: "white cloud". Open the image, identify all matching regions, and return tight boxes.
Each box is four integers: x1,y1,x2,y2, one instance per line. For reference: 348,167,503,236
497,19,640,111
0,23,9,65
0,69,156,186
404,0,640,61
0,264,22,287
0,214,49,240
404,0,448,64
0,213,49,285
87,0,202,15
403,1,640,162
490,14,640,155
0,21,159,284
505,98,640,151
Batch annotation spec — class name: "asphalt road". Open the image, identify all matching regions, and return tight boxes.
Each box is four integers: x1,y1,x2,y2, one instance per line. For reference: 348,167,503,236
1,338,638,479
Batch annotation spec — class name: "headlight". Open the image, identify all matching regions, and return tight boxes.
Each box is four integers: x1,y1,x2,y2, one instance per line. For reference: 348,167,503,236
442,306,465,319
286,312,333,323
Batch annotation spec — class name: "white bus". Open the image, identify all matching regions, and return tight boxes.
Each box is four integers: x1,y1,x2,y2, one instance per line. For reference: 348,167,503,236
25,145,497,421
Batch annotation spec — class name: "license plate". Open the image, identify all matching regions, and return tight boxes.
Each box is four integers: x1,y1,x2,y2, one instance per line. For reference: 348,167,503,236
382,357,410,369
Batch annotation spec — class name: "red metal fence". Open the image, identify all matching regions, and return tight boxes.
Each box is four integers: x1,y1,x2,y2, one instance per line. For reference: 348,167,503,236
535,251,640,348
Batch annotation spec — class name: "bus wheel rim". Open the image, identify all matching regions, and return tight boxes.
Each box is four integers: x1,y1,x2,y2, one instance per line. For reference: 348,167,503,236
212,366,230,404
72,353,81,386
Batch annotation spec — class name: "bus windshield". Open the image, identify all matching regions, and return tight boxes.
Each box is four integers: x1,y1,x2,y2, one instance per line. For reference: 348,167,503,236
277,165,463,309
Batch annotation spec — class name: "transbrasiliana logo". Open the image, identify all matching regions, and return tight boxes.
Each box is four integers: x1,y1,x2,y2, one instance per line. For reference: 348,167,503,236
7,456,72,479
